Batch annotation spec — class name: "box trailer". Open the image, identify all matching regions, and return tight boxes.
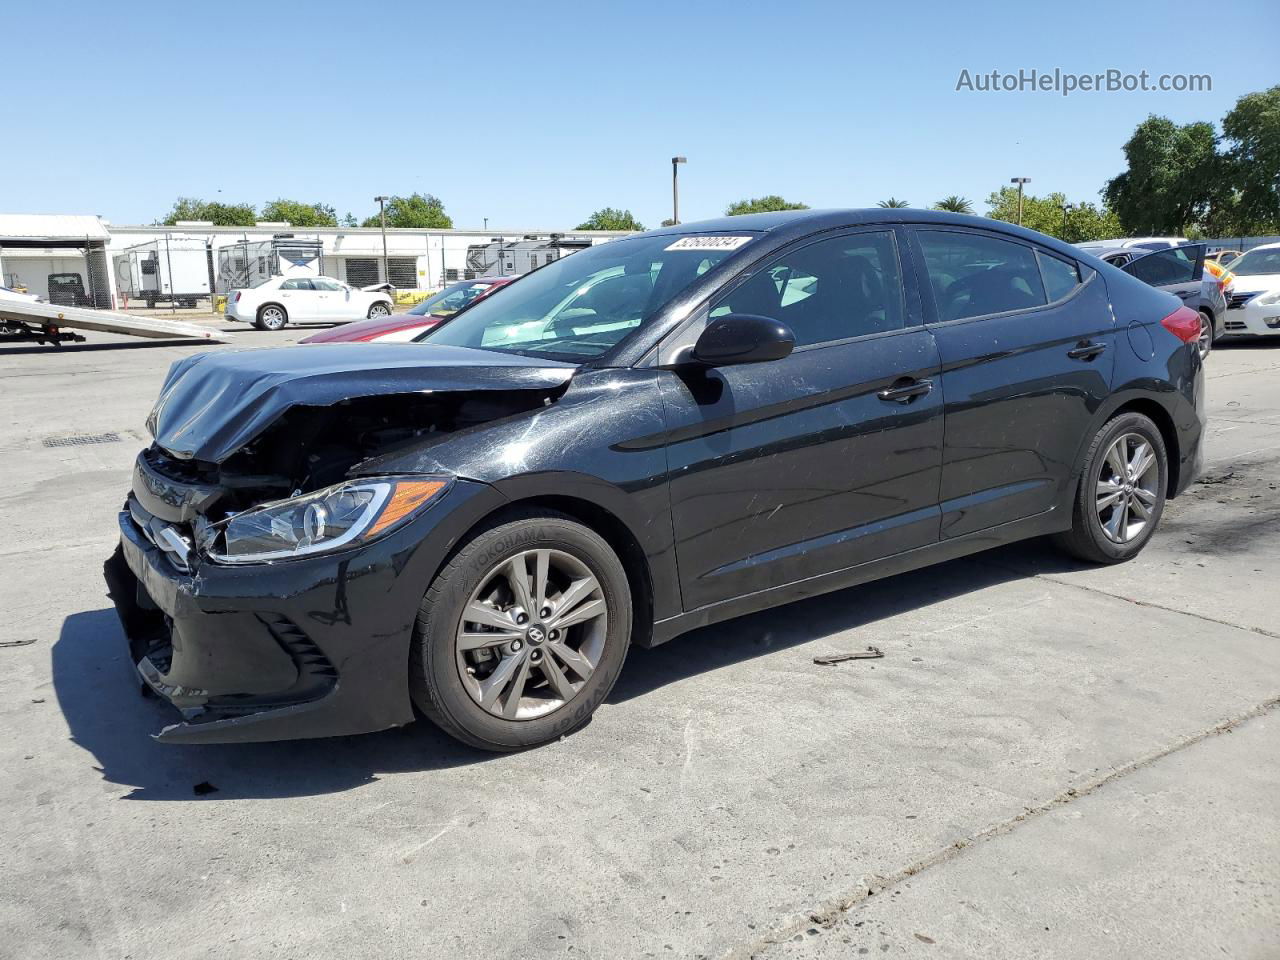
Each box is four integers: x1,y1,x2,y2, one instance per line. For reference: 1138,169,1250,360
463,235,591,280
113,235,214,309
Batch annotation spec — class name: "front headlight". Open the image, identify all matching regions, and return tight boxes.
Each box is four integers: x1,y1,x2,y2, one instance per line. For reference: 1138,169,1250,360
208,475,450,564
1255,291,1280,306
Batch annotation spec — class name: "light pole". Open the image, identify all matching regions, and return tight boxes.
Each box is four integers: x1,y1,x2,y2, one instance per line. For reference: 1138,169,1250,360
671,156,687,225
1010,177,1031,226
1061,201,1072,239
483,217,489,230
374,195,390,287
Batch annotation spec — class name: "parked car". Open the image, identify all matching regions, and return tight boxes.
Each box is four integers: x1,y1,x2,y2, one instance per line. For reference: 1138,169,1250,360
106,210,1205,751
299,276,516,344
1089,244,1219,358
1209,249,1243,265
1077,236,1190,256
1218,242,1280,338
47,272,90,307
225,275,394,331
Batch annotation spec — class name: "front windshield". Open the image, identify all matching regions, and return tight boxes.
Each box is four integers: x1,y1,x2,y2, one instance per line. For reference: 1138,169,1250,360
416,233,755,360
408,280,498,317
1226,248,1280,277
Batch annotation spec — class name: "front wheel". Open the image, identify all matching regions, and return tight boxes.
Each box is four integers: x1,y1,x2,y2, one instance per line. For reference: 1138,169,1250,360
1052,412,1168,564
368,301,391,319
410,510,631,751
255,304,288,331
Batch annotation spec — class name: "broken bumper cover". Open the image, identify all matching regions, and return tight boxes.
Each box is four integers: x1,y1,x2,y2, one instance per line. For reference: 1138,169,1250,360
103,479,497,743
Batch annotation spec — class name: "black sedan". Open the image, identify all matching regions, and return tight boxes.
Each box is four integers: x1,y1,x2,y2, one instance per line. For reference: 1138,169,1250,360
105,210,1206,750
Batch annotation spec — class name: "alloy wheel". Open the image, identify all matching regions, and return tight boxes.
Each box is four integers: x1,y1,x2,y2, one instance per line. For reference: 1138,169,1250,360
1197,314,1212,360
455,548,608,720
261,306,286,330
1095,433,1160,543
370,303,390,317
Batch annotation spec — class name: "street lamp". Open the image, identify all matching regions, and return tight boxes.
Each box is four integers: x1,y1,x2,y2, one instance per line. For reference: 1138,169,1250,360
1010,177,1031,226
1061,201,1073,239
671,156,687,225
483,217,489,230
374,195,390,287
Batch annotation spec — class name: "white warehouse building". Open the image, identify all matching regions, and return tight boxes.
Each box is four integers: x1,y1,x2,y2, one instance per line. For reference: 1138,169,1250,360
0,214,629,308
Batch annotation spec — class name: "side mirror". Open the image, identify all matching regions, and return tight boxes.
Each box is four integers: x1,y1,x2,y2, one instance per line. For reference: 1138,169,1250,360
688,313,795,366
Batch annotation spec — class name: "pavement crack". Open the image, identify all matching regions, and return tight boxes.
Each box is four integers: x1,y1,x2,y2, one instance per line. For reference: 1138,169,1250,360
720,695,1280,960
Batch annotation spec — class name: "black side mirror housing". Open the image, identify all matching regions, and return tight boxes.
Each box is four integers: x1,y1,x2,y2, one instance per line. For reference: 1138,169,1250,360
683,313,795,367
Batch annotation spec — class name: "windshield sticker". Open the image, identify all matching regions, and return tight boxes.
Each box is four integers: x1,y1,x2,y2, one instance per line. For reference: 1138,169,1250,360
664,236,752,252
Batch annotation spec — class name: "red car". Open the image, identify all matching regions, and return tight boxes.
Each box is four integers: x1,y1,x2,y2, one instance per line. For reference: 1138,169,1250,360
299,276,516,343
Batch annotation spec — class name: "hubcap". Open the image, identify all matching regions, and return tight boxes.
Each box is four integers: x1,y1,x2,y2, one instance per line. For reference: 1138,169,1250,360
455,548,608,720
1095,433,1160,543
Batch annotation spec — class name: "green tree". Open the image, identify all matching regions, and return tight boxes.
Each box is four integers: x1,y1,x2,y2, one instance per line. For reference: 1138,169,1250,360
1104,115,1219,234
576,208,646,231
876,197,910,208
341,212,358,227
725,195,809,215
260,199,338,227
933,195,974,214
985,187,1123,242
361,193,453,229
1220,85,1280,233
161,197,257,226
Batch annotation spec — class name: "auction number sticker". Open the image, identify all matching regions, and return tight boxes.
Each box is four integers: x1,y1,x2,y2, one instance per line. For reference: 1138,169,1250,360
664,236,753,251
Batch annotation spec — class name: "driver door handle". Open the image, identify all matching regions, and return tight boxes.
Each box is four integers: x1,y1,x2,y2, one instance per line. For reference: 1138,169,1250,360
1067,340,1107,361
878,378,933,403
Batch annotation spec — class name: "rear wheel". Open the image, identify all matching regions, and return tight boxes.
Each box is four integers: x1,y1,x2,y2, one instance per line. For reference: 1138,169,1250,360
255,304,288,331
410,510,631,751
1053,412,1167,564
1198,311,1214,360
368,301,391,319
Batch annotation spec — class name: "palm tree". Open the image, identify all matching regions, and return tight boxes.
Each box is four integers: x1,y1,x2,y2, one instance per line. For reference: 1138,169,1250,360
877,197,910,208
933,195,974,214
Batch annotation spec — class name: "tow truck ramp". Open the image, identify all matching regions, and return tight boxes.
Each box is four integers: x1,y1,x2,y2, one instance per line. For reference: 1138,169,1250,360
0,298,233,345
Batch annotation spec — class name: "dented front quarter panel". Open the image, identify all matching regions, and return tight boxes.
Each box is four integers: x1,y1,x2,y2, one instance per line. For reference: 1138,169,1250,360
355,367,684,623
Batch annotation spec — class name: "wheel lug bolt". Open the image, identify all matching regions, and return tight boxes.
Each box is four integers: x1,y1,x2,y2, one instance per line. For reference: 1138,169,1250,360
540,607,551,619
511,640,523,652
516,613,528,625
549,629,559,640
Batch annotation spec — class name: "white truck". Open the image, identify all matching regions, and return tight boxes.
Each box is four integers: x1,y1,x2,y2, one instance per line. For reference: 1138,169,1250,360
114,236,213,309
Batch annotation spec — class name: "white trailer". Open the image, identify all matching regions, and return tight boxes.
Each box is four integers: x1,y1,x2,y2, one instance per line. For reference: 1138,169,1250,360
114,235,213,309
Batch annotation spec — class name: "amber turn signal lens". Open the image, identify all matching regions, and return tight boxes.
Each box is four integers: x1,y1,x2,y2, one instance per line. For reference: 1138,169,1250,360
367,480,448,537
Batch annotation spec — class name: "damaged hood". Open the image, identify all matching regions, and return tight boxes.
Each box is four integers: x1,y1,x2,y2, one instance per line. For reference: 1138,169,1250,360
147,343,576,462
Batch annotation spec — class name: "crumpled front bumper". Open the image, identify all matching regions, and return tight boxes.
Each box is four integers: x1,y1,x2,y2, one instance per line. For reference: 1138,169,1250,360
103,479,496,743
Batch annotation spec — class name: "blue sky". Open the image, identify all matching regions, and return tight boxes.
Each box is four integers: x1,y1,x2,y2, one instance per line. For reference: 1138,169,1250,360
2,0,1276,229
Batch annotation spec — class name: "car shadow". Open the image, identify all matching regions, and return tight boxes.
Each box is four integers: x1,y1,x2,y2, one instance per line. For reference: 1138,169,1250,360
52,540,1086,801
0,338,216,357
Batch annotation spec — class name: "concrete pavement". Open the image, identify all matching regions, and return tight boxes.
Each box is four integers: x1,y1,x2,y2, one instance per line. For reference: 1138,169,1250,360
0,329,1276,959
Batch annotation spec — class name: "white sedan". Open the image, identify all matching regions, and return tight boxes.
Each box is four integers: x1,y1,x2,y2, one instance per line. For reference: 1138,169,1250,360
226,276,394,331
1221,243,1280,338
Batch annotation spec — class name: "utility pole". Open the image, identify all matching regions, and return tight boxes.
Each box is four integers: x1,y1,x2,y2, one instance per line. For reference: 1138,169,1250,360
1010,177,1031,226
671,156,687,225
374,195,390,287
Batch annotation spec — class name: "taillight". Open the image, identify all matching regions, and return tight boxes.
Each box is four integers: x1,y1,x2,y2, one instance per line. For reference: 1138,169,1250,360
1160,305,1200,344
232,291,241,303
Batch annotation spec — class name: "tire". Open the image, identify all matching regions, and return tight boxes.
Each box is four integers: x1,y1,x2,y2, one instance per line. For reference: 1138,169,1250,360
410,509,632,751
1198,311,1214,360
368,301,391,319
1052,412,1168,564
255,304,288,331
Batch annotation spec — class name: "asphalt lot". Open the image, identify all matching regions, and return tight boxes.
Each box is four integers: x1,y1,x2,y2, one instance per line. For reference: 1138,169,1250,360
1,321,1277,959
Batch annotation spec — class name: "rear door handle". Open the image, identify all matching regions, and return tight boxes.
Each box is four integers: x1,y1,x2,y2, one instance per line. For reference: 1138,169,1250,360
877,378,933,403
1067,340,1107,361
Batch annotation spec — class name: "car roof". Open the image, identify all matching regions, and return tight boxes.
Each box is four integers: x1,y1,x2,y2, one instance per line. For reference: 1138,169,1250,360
639,209,1091,262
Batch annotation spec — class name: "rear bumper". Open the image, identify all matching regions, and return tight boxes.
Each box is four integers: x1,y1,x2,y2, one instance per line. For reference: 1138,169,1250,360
103,478,499,743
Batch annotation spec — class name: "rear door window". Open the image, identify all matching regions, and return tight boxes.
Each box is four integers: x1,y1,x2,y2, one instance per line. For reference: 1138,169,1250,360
1121,247,1201,286
916,230,1047,322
